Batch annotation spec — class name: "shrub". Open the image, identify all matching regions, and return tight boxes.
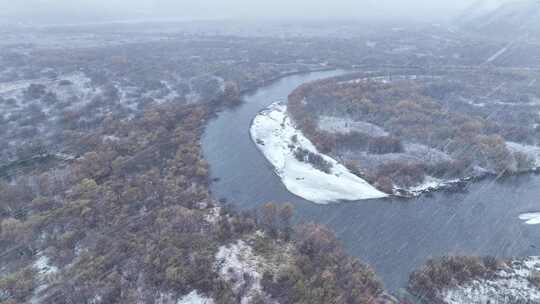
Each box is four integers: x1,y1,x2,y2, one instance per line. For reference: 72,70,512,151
58,79,73,86
476,135,515,173
374,176,394,194
375,162,425,188
23,84,46,101
335,131,370,150
408,256,502,301
367,136,404,154
262,223,383,304
0,267,37,302
514,151,536,172
427,159,470,179
344,160,362,176
294,148,332,174
310,131,337,154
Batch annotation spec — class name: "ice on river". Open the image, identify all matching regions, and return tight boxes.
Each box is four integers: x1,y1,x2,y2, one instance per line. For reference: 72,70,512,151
519,212,540,225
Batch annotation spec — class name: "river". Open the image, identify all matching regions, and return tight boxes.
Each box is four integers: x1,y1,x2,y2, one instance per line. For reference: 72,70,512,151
201,70,540,292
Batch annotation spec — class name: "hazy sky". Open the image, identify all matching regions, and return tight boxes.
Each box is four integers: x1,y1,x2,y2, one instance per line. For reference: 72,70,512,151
0,0,506,24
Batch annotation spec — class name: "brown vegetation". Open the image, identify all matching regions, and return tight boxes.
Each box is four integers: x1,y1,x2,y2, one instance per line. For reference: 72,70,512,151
261,223,383,304
408,256,502,301
0,94,384,303
294,148,333,173
373,162,425,189
287,73,538,191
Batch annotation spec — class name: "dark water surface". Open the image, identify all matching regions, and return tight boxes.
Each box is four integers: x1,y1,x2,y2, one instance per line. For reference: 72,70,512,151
201,70,540,291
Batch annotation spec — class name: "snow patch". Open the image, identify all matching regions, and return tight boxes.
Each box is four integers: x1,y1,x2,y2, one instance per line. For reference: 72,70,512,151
250,102,388,204
507,141,540,168
204,207,221,224
318,115,389,137
393,175,466,198
441,257,540,304
338,74,440,85
403,176,446,193
103,135,121,142
215,240,263,304
29,254,59,304
177,291,214,304
33,254,58,276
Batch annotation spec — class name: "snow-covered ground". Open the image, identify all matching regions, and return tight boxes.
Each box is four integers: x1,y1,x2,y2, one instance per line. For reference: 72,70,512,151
214,236,293,303
30,253,59,304
339,142,454,173
397,175,459,196
215,240,267,304
318,115,389,137
250,102,388,204
335,140,468,197
203,207,221,225
507,141,540,168
33,254,59,276
0,77,48,95
338,74,442,86
441,257,540,304
177,291,214,304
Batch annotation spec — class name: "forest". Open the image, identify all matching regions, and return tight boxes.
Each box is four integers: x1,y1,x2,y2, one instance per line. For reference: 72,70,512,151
0,89,388,303
0,28,393,303
288,68,540,193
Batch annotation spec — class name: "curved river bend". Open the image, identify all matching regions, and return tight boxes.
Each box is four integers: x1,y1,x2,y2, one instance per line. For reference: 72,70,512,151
202,70,540,291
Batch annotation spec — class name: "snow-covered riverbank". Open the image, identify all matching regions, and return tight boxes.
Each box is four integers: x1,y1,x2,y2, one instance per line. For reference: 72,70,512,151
249,102,475,202
250,102,388,204
441,257,540,304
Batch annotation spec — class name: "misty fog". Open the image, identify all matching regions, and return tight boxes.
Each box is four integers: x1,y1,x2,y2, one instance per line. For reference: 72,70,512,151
0,0,504,24
3,0,540,303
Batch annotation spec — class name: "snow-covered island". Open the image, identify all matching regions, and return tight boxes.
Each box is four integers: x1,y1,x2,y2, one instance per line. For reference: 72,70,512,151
250,101,489,203
250,102,388,204
271,69,540,201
